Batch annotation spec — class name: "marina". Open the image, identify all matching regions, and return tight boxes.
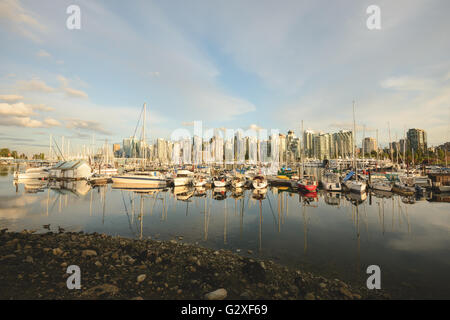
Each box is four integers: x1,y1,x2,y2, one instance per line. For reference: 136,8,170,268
1,164,449,299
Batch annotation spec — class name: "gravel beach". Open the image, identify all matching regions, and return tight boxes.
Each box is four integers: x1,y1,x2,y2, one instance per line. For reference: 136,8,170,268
0,229,388,300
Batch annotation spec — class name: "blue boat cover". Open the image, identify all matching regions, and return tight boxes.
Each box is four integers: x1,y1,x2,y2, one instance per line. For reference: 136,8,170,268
343,171,355,182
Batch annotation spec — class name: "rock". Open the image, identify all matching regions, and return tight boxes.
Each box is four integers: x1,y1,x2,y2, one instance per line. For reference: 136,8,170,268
240,291,251,300
305,293,315,300
204,288,227,300
25,256,34,263
52,248,63,256
82,284,119,297
137,274,147,283
155,257,162,264
82,249,97,257
319,282,327,289
339,287,353,299
0,254,17,261
242,260,266,282
111,252,119,260
131,296,144,300
95,261,103,267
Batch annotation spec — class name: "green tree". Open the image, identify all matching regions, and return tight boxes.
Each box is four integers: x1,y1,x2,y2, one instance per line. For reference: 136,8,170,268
0,148,11,157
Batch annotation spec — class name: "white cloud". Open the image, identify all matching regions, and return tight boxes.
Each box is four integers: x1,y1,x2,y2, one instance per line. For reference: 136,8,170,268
0,116,44,128
43,118,60,127
36,49,51,58
64,87,88,99
0,102,34,117
18,79,55,92
380,76,435,91
32,103,54,112
0,0,47,42
0,94,23,102
66,119,110,135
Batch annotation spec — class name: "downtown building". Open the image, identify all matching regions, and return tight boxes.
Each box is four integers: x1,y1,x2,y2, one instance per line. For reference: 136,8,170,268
407,128,427,152
362,137,378,155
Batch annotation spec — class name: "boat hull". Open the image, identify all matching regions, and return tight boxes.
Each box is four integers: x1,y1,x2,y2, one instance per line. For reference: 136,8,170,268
321,181,342,191
298,183,317,192
252,180,268,189
214,180,228,187
173,177,193,186
111,175,167,187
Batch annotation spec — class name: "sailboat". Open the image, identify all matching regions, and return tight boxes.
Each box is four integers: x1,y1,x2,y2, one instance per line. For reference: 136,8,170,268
112,103,167,188
345,101,367,193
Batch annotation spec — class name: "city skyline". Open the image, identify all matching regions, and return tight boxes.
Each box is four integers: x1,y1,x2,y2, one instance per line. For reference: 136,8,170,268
1,0,450,155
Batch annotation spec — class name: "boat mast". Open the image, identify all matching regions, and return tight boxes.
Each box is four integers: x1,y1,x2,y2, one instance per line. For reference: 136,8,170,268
301,120,304,179
352,101,357,181
49,134,52,161
142,102,146,169
388,122,393,165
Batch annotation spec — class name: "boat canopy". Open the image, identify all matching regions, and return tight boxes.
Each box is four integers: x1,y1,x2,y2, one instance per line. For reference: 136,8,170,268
343,171,355,182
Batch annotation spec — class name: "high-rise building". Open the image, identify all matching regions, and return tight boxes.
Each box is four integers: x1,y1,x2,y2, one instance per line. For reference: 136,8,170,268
363,137,377,154
192,135,203,164
313,133,331,160
234,130,245,164
303,130,315,158
279,134,287,163
332,130,353,159
247,136,258,164
407,128,427,152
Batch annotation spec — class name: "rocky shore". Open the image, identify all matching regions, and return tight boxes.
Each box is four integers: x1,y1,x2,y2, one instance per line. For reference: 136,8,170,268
0,229,388,300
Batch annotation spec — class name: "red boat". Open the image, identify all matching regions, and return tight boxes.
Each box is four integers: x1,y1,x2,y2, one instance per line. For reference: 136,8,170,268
297,178,317,192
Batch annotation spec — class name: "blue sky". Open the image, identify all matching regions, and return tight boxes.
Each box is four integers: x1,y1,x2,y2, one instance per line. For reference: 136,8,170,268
0,0,449,155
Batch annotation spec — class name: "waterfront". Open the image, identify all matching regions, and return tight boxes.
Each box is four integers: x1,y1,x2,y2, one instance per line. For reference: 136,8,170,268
0,166,449,299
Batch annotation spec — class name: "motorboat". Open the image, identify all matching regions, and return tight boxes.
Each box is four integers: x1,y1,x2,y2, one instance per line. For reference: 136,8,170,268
370,179,392,192
14,167,50,180
297,177,318,192
344,180,367,193
111,171,167,188
231,176,246,188
173,170,194,186
213,175,229,187
252,175,268,189
193,174,207,187
320,172,341,191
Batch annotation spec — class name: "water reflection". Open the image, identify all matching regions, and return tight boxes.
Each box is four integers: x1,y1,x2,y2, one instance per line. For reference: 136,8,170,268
0,170,449,299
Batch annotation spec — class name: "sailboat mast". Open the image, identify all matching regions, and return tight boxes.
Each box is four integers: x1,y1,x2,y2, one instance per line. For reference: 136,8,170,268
301,120,304,179
143,102,146,166
352,101,357,177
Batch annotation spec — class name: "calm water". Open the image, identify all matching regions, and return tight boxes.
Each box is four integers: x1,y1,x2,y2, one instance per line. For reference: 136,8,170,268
0,165,449,299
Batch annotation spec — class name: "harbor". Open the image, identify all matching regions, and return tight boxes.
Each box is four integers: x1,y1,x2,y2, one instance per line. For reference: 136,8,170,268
1,163,449,299
1,0,450,304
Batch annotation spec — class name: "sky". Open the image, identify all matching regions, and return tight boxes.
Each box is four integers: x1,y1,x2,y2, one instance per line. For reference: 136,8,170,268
0,0,449,155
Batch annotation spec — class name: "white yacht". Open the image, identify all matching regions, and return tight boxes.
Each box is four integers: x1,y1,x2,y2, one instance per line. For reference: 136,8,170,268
320,172,342,191
173,170,194,186
111,171,167,188
14,167,50,180
193,175,207,187
231,176,246,188
252,175,268,189
345,180,367,193
370,179,392,192
213,175,229,187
